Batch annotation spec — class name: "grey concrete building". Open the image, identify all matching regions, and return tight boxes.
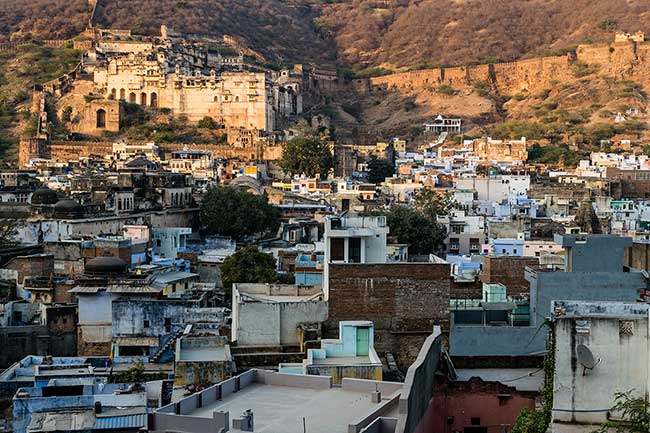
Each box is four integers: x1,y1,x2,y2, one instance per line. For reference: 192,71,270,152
450,234,647,358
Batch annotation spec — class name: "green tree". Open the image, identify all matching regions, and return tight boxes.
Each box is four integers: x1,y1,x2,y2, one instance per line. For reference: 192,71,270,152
595,392,650,433
366,156,394,184
387,206,446,255
197,116,217,128
0,219,21,246
413,189,456,221
280,137,334,178
200,186,280,240
221,245,278,290
61,106,72,122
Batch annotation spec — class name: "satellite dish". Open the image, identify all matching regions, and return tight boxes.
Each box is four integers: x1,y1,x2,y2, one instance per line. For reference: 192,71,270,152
577,344,600,374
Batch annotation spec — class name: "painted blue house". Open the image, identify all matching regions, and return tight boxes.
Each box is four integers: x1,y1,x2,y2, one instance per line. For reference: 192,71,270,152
279,321,382,384
294,253,323,286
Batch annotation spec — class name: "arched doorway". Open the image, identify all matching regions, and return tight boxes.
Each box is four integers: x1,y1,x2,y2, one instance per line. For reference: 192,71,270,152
150,92,158,108
96,109,106,128
129,92,136,103
140,92,147,105
119,89,125,100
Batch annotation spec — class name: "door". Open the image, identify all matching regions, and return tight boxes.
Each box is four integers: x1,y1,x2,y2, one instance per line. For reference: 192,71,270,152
356,327,370,356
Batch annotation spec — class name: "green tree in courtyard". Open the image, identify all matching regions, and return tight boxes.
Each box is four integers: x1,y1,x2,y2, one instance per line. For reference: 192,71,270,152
200,186,279,240
221,245,278,290
280,137,334,178
366,156,395,184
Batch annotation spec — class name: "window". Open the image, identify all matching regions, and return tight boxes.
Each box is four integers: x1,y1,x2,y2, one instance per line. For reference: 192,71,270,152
349,237,362,263
513,249,517,254
330,238,345,261
156,239,161,247
164,318,171,332
96,109,106,128
451,225,464,234
143,320,150,328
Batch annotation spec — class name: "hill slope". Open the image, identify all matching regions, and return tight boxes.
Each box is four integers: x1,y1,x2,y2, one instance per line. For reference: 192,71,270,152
3,0,650,69
316,0,650,69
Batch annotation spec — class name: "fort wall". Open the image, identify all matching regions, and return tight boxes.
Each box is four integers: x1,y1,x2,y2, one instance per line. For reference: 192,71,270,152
358,40,650,96
19,139,284,167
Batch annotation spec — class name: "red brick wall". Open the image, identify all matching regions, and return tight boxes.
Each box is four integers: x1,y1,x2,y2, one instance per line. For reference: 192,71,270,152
327,263,451,366
419,377,536,433
5,255,54,285
481,256,538,296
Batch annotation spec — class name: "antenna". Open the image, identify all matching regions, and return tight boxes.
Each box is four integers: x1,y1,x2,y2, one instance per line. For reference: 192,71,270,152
576,344,601,375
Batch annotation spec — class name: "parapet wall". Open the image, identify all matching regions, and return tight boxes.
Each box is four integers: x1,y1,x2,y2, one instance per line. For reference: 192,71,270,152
19,139,284,167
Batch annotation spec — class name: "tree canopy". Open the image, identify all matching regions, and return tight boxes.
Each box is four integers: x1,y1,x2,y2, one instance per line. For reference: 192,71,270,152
280,137,334,178
412,189,457,221
366,156,395,184
220,245,278,290
387,206,446,255
200,186,279,240
0,219,20,246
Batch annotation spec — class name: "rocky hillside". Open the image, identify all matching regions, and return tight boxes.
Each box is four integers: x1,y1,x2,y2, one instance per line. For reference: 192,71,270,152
3,0,650,70
0,0,91,42
315,0,650,69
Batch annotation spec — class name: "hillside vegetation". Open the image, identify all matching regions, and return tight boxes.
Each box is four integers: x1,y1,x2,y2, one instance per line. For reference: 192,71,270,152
3,0,650,69
316,0,650,69
0,44,81,163
0,0,91,42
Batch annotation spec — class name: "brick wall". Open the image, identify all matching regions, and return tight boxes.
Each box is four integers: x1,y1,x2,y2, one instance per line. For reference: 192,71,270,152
480,256,538,296
327,263,450,367
5,254,54,285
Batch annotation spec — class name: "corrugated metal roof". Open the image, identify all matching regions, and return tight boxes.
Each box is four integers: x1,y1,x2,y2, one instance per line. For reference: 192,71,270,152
94,413,147,430
153,272,199,284
68,286,102,293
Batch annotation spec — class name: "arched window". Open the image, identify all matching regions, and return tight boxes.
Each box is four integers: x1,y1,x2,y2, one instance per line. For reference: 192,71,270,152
129,92,136,103
235,96,240,102
119,89,125,100
96,109,106,128
150,92,158,108
110,89,116,100
140,92,147,105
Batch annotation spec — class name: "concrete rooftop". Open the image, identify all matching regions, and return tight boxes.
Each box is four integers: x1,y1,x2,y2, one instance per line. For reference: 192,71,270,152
188,383,396,433
177,347,227,362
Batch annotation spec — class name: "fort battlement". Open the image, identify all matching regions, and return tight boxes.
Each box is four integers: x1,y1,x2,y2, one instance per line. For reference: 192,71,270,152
357,40,650,95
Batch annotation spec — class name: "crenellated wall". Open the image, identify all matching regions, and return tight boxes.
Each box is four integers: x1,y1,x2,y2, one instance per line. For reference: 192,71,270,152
358,40,650,96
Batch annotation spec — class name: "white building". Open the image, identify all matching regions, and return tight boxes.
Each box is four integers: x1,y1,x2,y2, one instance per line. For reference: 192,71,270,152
551,301,649,430
323,214,389,300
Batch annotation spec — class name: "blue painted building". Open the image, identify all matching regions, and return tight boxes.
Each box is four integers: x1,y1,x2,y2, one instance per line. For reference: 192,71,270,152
294,253,324,286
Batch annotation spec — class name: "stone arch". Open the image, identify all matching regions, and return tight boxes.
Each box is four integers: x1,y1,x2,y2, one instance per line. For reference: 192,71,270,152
150,92,158,108
96,109,106,128
110,88,117,100
119,89,125,100
140,92,147,105
129,92,136,103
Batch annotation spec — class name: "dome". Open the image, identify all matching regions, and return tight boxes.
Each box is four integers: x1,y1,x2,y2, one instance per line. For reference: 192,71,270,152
53,199,85,219
85,256,128,275
227,176,263,195
31,188,59,205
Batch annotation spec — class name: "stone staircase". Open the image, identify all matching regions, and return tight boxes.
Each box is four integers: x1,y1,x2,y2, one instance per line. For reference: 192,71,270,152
149,329,184,363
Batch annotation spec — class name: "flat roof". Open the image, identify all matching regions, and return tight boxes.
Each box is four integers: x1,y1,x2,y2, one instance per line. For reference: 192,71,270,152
313,355,374,366
187,383,391,433
178,346,227,362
